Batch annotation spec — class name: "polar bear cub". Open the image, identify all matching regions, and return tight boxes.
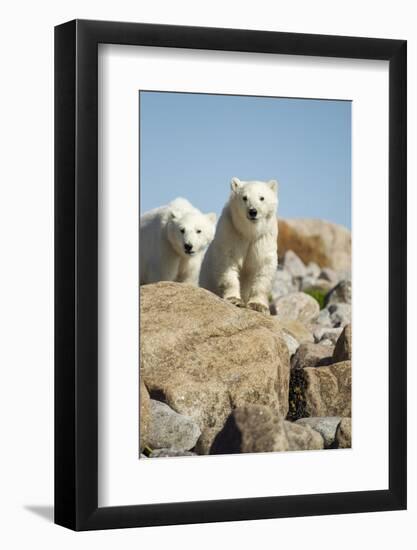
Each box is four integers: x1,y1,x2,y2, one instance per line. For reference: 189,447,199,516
140,198,216,285
199,177,278,314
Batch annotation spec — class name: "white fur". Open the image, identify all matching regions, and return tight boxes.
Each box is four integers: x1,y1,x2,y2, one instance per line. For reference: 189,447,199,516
199,177,278,312
140,198,216,285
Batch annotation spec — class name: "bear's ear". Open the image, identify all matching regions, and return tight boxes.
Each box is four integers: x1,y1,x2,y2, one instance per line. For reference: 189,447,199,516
206,212,217,224
231,177,242,192
267,179,278,193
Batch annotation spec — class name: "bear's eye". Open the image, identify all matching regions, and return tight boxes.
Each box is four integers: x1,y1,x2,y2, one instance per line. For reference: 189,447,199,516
196,229,201,234
243,196,248,202
260,196,264,201
180,228,185,234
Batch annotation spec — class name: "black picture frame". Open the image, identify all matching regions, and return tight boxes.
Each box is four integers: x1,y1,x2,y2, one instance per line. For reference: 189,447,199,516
55,19,407,531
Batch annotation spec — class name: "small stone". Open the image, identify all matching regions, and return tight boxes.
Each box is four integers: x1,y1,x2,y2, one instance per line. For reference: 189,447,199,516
326,280,352,305
328,303,351,327
303,361,351,417
306,261,321,278
319,267,338,285
335,418,352,448
313,326,344,345
291,342,334,370
270,268,298,300
283,250,307,279
150,449,197,458
333,324,352,362
296,417,341,448
148,400,201,451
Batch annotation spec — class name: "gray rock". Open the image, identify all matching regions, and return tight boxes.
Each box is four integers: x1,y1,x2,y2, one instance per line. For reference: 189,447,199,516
275,292,320,324
306,261,321,279
283,250,307,279
319,267,339,286
296,417,341,448
148,400,201,451
313,326,344,345
333,324,352,362
270,268,298,301
282,331,300,357
326,280,352,305
150,449,197,458
314,308,333,328
328,303,351,327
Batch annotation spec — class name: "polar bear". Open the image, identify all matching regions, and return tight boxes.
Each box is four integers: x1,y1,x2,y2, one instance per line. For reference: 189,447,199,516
140,198,216,286
199,177,278,314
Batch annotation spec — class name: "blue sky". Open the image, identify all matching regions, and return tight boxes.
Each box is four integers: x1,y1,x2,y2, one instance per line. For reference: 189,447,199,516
140,92,351,228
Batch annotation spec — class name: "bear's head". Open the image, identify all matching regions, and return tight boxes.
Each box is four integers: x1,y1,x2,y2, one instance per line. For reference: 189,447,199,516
229,177,278,230
167,205,216,258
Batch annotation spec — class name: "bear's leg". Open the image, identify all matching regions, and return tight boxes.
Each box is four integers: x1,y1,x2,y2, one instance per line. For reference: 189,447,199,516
219,267,244,308
245,260,276,315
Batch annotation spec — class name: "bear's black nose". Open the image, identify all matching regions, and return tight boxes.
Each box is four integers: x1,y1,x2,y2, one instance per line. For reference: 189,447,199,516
248,208,257,218
184,243,193,253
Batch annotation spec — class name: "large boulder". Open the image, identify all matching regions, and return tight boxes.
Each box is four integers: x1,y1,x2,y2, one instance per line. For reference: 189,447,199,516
278,218,351,272
140,282,290,454
288,360,351,420
147,400,201,452
303,361,352,417
210,405,323,454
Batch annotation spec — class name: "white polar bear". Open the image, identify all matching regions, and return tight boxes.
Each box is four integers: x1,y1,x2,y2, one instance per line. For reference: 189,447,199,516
140,198,216,286
199,177,278,314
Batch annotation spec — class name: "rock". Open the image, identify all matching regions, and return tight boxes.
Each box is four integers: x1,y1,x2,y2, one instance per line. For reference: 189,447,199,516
278,218,351,272
291,342,334,370
335,417,352,448
277,319,314,345
313,326,344,345
326,280,352,305
147,399,201,451
301,278,333,294
150,449,197,458
282,250,306,278
210,405,323,454
332,324,352,362
320,339,334,347
306,261,321,278
274,292,320,324
281,332,299,357
328,303,351,327
303,361,352,417
319,267,339,286
141,282,290,454
314,308,333,328
139,380,151,451
270,268,298,301
296,417,341,448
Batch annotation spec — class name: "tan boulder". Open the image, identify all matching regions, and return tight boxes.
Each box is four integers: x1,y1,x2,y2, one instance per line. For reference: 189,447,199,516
335,417,352,448
274,292,320,324
211,405,323,454
278,218,351,272
139,380,150,452
303,361,352,417
140,282,290,454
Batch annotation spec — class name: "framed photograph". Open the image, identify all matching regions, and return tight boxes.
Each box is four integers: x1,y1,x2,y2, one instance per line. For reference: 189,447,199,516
55,20,407,530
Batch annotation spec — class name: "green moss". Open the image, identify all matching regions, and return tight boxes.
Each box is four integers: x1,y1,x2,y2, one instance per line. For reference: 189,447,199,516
304,288,326,309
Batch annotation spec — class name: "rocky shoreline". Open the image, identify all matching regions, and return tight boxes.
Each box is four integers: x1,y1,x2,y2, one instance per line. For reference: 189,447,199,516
139,234,352,458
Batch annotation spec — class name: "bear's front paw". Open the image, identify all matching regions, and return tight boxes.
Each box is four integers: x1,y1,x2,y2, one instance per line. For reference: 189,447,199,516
247,302,270,315
225,296,245,308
